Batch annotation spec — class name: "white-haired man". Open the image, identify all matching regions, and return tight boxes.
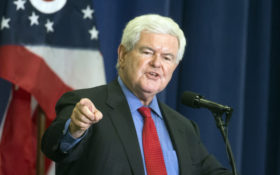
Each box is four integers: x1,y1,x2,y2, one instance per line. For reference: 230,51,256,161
42,14,233,175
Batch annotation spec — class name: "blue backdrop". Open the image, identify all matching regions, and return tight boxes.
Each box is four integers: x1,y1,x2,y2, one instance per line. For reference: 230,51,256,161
1,0,279,174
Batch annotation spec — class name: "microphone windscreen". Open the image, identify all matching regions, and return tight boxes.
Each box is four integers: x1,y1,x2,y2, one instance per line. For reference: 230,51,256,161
181,91,200,108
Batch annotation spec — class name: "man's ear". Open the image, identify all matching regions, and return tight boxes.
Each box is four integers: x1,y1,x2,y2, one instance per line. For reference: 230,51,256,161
117,44,127,67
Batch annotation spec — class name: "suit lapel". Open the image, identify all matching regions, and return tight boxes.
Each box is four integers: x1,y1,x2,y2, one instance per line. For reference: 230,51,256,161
159,102,193,175
105,80,145,175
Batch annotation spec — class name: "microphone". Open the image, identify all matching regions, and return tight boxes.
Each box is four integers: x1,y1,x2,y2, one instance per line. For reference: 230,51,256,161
181,91,237,175
181,91,233,113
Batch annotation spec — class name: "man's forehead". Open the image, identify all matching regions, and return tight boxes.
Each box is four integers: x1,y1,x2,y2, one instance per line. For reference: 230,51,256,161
136,33,178,51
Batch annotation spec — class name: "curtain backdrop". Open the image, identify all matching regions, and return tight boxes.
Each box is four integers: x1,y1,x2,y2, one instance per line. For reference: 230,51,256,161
1,0,279,174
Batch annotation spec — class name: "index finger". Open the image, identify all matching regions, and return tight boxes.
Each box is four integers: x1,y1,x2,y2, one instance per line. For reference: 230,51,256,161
79,98,96,113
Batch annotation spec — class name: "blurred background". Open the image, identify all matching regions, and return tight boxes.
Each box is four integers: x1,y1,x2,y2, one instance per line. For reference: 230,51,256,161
1,0,280,174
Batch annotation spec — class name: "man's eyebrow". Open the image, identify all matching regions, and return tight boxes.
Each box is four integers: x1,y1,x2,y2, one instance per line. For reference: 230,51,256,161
139,46,154,51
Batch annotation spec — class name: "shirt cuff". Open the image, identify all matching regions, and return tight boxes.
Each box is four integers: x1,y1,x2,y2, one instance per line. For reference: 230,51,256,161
59,119,87,153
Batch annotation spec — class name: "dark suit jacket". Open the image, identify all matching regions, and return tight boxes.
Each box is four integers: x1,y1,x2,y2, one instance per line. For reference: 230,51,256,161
41,80,232,175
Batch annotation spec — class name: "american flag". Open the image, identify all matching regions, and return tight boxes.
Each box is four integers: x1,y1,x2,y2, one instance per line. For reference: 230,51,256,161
0,0,106,174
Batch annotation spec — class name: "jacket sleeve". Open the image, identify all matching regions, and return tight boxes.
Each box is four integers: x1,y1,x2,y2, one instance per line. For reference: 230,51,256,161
41,91,91,163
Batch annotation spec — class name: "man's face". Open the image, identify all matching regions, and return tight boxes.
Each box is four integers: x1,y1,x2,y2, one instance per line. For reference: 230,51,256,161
118,31,179,104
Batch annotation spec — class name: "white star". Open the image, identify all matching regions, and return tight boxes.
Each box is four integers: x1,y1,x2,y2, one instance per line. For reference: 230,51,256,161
82,5,94,19
13,0,26,11
45,19,54,33
1,16,11,30
28,12,39,26
89,26,99,40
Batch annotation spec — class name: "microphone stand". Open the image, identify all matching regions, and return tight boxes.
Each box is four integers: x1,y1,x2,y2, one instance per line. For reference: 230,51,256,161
211,109,238,175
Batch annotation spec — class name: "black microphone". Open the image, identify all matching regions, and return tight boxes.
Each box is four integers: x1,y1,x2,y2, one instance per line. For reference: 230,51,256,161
181,91,233,113
181,91,237,175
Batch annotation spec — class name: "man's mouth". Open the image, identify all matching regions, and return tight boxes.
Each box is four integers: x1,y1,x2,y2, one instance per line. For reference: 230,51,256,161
146,72,160,79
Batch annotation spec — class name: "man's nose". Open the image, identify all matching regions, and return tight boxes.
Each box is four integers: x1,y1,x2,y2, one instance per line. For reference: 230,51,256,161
150,54,161,67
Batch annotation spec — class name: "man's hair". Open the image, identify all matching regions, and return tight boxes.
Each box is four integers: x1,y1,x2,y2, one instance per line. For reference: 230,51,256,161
117,14,187,68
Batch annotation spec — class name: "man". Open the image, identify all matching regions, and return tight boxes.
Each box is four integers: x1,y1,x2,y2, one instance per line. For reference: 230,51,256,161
42,14,232,175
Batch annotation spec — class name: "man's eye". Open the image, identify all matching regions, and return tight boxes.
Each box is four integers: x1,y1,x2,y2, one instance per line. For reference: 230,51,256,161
142,51,153,55
164,56,172,61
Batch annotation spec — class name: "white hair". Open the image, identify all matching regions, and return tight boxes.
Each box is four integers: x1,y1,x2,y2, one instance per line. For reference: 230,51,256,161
117,14,187,68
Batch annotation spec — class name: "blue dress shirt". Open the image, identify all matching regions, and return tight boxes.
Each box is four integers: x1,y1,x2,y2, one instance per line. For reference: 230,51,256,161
118,77,178,175
60,77,179,174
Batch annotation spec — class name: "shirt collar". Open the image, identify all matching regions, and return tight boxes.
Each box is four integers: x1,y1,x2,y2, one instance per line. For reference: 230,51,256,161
118,77,163,119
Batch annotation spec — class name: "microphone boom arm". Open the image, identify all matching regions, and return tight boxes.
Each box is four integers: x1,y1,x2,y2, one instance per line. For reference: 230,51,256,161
212,110,237,175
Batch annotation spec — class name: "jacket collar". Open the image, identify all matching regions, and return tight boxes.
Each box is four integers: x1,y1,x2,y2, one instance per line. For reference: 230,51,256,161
106,80,145,175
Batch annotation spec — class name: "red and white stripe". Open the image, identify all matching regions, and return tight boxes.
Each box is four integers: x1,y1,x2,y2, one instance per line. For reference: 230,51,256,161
0,45,106,175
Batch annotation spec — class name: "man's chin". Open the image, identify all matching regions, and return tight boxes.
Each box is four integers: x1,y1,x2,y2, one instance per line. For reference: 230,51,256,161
142,87,162,95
